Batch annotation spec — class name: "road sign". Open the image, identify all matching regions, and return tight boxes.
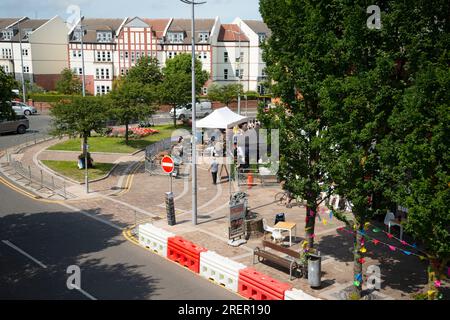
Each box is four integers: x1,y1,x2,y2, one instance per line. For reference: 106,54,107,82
161,156,175,174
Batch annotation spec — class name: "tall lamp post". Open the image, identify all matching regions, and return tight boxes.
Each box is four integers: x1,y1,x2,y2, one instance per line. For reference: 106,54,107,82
76,14,88,193
180,0,206,226
17,21,26,103
225,27,243,114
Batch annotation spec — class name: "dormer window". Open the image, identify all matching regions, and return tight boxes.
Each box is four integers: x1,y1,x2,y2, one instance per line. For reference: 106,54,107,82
167,32,184,44
97,31,112,43
258,33,267,44
199,32,209,43
72,29,84,42
1,29,14,40
23,29,33,40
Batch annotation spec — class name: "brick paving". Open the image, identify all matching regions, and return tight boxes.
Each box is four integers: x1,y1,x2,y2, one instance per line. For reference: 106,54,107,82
1,137,440,300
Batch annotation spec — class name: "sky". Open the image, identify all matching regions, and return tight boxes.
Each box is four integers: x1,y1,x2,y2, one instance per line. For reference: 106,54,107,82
0,0,262,23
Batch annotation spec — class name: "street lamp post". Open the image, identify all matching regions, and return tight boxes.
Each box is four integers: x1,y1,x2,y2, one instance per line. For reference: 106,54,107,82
77,15,88,193
180,0,206,226
225,27,242,115
17,22,26,103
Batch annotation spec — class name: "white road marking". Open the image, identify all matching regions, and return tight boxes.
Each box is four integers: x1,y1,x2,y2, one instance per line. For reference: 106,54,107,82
59,203,123,231
71,285,98,301
2,240,47,269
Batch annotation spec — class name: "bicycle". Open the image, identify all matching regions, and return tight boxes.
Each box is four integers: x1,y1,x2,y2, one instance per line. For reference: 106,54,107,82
274,191,305,208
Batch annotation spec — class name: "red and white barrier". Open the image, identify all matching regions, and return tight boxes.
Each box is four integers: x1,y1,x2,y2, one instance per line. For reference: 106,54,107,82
238,267,292,300
138,223,175,257
200,251,246,293
284,288,321,300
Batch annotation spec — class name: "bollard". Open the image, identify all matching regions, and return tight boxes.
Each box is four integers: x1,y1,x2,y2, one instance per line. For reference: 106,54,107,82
165,192,176,226
307,253,322,288
28,166,32,185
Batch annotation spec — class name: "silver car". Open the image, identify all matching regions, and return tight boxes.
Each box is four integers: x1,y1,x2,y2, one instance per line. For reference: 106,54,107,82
11,101,37,116
0,115,30,134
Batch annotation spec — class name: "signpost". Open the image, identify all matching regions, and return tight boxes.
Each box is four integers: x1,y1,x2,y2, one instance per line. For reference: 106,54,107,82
161,156,175,193
228,192,248,247
161,156,176,226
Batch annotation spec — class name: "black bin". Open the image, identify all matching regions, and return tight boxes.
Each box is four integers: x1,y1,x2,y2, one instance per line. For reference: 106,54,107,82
275,213,286,225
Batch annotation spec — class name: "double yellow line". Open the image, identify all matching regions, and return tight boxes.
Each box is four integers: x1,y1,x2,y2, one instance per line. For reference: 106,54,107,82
111,161,143,197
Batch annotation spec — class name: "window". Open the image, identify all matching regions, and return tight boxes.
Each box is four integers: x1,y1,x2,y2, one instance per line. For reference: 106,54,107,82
136,51,140,61
23,66,30,73
167,32,184,44
1,48,12,59
258,33,267,44
236,52,244,63
235,69,244,79
120,68,126,76
199,32,209,43
168,52,174,59
23,30,33,40
96,51,101,62
125,51,129,59
1,65,9,73
79,68,83,75
96,68,110,80
261,68,267,78
96,86,110,96
72,50,77,58
102,51,106,61
224,52,228,63
107,52,111,62
131,51,135,62
78,51,82,57
2,29,14,40
203,52,207,60
202,87,208,95
224,68,228,80
97,31,112,43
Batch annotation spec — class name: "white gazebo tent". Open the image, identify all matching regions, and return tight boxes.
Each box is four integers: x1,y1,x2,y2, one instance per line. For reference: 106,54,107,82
195,107,249,129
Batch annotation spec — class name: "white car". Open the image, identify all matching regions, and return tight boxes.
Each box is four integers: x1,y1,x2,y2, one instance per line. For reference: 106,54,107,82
11,101,37,116
169,101,212,120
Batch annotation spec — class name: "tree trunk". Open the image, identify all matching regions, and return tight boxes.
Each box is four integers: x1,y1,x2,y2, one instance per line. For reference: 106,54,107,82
352,221,363,300
427,258,444,300
125,121,129,145
305,205,317,249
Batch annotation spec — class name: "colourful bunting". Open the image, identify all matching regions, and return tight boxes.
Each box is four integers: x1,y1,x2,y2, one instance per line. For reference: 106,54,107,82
364,222,370,230
337,227,345,232
309,234,315,239
388,245,396,251
355,274,362,282
322,219,328,226
373,228,381,233
372,239,380,245
354,281,360,287
400,240,407,246
387,233,393,239
434,280,441,288
358,258,365,264
402,250,412,256
360,247,367,253
329,211,333,220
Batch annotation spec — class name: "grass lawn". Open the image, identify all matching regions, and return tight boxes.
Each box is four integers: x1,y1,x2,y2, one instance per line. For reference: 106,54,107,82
42,160,115,183
48,125,187,154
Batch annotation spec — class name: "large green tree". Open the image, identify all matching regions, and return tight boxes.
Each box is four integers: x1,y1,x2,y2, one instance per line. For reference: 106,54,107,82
382,65,449,300
159,53,209,127
0,68,17,120
55,68,82,95
259,0,340,250
109,78,157,144
126,56,163,85
207,83,243,107
50,96,107,166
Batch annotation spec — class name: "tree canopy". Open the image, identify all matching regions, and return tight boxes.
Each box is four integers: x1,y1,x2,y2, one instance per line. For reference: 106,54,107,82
0,68,17,120
55,68,82,95
207,83,243,107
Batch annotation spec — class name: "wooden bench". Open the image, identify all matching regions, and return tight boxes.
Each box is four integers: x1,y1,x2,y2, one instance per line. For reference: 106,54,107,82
253,240,301,280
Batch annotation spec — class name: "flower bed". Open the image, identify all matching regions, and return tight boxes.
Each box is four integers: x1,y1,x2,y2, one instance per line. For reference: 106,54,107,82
107,127,159,138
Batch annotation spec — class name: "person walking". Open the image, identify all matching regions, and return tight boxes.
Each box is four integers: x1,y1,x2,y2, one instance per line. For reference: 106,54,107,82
209,157,219,185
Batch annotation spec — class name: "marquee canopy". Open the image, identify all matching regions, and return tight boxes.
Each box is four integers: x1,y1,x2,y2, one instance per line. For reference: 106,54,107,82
195,107,249,129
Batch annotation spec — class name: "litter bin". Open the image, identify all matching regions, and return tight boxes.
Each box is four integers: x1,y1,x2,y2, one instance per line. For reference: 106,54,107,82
307,253,322,288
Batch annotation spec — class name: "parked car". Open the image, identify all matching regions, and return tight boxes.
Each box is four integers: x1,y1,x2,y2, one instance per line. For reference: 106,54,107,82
11,101,37,116
169,100,212,120
0,115,30,134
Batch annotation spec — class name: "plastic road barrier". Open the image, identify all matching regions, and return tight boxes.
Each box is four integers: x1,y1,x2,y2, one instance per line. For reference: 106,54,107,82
200,251,246,293
138,224,175,257
284,288,321,300
167,236,208,273
238,267,292,300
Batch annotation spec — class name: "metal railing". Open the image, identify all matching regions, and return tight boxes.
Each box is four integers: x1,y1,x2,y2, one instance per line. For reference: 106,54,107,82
1,135,76,199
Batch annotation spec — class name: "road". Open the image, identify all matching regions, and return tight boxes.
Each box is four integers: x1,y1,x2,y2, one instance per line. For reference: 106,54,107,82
0,180,239,300
0,116,239,300
0,114,51,150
